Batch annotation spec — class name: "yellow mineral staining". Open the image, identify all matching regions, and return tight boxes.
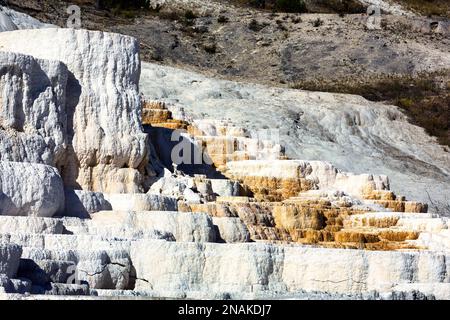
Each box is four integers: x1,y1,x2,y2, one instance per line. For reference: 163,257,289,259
143,99,434,252
192,136,253,170
216,196,252,203
334,230,380,243
404,201,428,213
378,230,420,241
344,216,401,228
363,190,397,201
222,176,314,202
363,190,428,213
141,100,188,129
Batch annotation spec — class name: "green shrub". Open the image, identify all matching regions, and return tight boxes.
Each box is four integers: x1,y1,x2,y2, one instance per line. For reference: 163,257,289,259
315,0,366,14
248,19,267,31
218,15,230,23
311,18,324,27
398,98,414,109
184,10,197,20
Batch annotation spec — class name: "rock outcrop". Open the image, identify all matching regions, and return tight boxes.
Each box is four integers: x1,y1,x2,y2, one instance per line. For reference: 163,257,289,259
0,51,68,167
0,244,22,278
0,162,64,217
0,28,149,193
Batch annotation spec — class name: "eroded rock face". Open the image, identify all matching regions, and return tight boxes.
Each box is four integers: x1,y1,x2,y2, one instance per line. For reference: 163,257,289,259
0,216,65,234
0,51,68,168
224,160,390,202
0,244,22,278
0,28,149,193
0,8,18,32
0,5,54,30
130,240,450,299
89,211,217,243
64,190,112,218
0,162,64,217
103,193,177,212
140,62,450,206
212,217,250,243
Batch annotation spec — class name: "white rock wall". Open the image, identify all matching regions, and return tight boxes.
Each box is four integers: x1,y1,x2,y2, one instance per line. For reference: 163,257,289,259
225,160,390,197
0,28,149,193
131,241,450,298
0,51,68,168
0,161,64,217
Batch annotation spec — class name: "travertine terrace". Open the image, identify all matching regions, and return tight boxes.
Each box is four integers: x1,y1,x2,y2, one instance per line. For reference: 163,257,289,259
0,5,449,300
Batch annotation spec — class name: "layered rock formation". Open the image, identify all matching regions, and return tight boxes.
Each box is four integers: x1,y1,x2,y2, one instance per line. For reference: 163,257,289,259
0,162,64,217
140,62,450,206
0,28,149,193
0,9,449,300
0,51,68,167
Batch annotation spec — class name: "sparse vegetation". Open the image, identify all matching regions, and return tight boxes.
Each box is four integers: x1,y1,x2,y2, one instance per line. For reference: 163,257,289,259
203,42,217,54
291,15,302,23
292,73,450,147
276,19,288,31
311,17,323,27
218,15,230,23
248,19,268,31
97,0,154,18
313,0,366,14
228,0,366,14
184,9,197,20
396,0,450,18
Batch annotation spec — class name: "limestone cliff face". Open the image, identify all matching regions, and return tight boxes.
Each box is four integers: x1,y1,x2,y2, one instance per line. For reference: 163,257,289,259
0,161,64,217
0,28,149,193
0,51,68,168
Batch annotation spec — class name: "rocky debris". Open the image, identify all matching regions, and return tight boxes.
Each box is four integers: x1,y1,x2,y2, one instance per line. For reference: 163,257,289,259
18,259,75,286
109,3,448,87
0,28,149,193
30,283,90,296
0,162,65,217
